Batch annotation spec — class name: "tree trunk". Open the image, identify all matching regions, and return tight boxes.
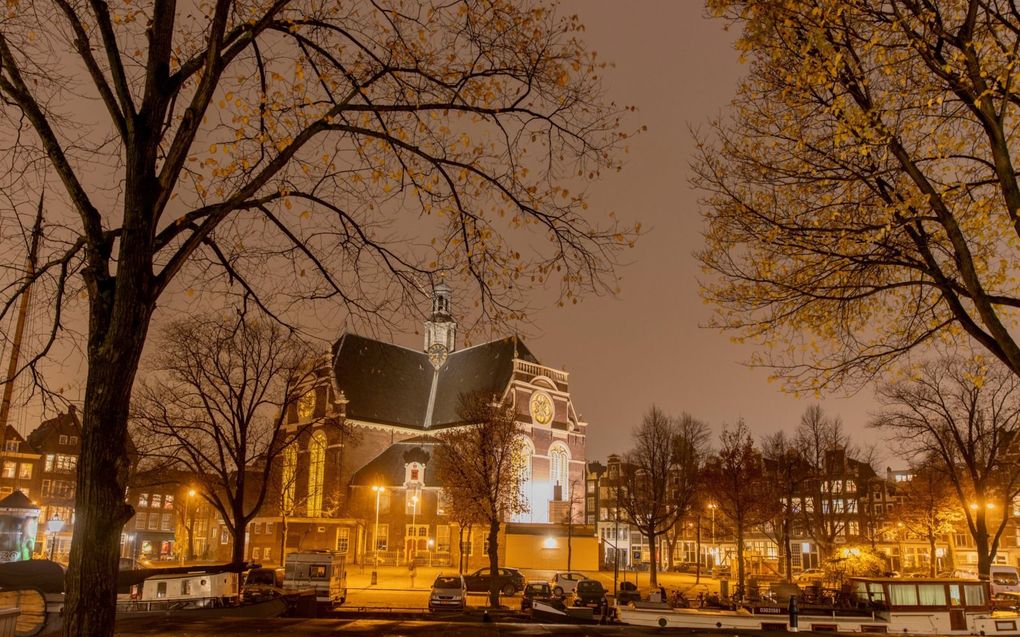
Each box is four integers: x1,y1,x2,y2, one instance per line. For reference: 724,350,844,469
665,531,677,572
975,520,992,580
648,531,658,587
187,519,195,561
695,516,702,586
487,519,500,608
567,519,573,572
781,517,792,582
63,307,151,637
280,514,288,567
457,524,465,574
736,519,746,599
928,533,937,578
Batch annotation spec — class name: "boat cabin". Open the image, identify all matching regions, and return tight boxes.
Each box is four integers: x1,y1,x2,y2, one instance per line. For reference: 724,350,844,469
140,572,238,603
851,577,989,612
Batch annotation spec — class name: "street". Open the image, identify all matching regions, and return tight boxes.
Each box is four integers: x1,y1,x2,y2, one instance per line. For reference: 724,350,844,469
342,565,724,610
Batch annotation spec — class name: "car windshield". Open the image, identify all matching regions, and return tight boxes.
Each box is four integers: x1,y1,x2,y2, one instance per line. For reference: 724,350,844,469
434,576,461,589
526,584,550,595
578,581,602,592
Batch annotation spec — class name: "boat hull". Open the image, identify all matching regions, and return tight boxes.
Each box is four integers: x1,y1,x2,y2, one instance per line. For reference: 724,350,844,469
618,605,1020,635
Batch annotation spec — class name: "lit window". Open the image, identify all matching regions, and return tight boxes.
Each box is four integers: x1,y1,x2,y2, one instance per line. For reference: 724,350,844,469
549,444,569,488
307,431,326,517
161,514,172,531
0,462,14,479
253,547,261,560
151,494,162,509
336,528,350,554
58,435,67,445
138,493,149,508
263,547,271,560
164,495,174,509
282,444,297,511
136,513,147,530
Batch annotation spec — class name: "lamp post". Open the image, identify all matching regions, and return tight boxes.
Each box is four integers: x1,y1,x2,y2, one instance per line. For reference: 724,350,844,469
428,538,434,568
708,503,717,570
410,493,419,564
47,513,64,561
371,486,384,585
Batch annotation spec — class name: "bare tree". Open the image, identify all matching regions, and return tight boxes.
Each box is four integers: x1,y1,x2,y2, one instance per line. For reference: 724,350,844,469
895,460,964,577
696,0,1020,395
432,392,526,608
793,405,875,562
132,312,312,569
617,407,708,587
701,420,776,598
761,430,810,581
0,2,633,633
872,354,1020,579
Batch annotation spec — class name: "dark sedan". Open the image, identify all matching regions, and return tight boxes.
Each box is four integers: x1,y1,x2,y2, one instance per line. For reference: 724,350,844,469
463,567,525,595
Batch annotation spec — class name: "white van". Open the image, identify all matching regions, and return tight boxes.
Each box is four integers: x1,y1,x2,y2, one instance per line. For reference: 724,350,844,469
990,565,1020,595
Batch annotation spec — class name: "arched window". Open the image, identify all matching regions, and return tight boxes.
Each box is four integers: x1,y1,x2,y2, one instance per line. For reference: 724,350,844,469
282,444,297,511
307,431,326,517
549,443,569,490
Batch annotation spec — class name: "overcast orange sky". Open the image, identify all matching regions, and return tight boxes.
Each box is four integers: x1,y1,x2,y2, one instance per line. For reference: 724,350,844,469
517,1,884,461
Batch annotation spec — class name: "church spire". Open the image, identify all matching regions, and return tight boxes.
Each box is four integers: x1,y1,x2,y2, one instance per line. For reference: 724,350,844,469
425,282,457,369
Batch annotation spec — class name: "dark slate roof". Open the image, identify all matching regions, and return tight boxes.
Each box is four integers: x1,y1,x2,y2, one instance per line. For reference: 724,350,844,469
349,436,443,487
27,410,81,452
432,338,536,427
0,489,36,511
331,333,538,430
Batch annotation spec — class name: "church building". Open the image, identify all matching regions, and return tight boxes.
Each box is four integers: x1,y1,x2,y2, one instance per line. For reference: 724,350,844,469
241,284,591,566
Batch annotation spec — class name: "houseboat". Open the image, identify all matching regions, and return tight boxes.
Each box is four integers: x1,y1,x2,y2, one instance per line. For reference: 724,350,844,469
618,576,1020,635
117,568,287,618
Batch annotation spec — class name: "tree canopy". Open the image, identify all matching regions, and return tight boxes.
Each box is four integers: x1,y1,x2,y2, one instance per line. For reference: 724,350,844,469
0,2,634,634
697,0,1020,391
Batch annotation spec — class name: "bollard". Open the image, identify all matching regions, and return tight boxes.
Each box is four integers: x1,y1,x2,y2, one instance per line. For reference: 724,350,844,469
720,578,729,600
371,570,378,586
788,595,799,632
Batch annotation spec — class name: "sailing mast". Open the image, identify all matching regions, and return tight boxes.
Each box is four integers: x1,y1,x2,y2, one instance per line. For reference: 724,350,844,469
0,194,45,436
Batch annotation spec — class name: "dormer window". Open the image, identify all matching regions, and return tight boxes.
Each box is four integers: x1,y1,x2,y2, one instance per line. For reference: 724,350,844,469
404,461,425,487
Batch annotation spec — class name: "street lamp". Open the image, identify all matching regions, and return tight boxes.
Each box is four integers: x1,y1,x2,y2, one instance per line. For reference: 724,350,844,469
428,538,434,568
707,503,717,570
371,486,384,585
410,493,419,565
47,513,64,561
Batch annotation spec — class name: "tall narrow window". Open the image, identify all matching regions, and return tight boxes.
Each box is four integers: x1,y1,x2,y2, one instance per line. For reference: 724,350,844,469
549,443,569,489
307,431,326,516
282,444,297,511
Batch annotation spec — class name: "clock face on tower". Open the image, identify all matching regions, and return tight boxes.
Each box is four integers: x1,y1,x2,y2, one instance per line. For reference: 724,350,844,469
297,390,316,421
529,391,554,426
427,343,448,370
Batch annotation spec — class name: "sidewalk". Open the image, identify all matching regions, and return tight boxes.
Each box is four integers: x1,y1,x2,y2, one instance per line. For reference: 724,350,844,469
347,564,458,591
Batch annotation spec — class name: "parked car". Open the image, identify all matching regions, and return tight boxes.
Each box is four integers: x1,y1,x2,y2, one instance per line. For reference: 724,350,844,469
521,581,556,611
463,567,525,595
670,562,699,573
712,565,731,578
550,571,588,596
570,579,607,607
242,567,285,603
795,568,826,584
429,575,468,612
616,580,641,605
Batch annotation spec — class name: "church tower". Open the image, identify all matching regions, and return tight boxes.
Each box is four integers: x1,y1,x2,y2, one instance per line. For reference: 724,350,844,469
424,282,457,369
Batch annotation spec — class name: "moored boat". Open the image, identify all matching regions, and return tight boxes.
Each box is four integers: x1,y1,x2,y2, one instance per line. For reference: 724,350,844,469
618,576,1020,634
